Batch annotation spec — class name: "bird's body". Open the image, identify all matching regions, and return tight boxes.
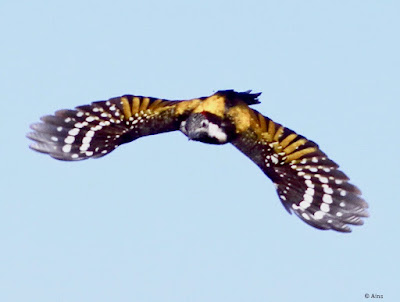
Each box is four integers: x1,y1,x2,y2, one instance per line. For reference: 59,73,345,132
28,90,368,232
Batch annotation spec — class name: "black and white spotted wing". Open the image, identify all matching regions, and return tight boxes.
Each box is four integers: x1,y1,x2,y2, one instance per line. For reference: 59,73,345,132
231,111,369,232
27,95,185,161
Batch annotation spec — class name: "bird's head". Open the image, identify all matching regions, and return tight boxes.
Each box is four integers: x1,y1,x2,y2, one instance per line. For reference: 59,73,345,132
180,112,234,144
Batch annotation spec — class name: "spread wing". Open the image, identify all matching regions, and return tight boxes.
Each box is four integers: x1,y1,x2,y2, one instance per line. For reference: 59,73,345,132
27,95,200,160
230,108,369,232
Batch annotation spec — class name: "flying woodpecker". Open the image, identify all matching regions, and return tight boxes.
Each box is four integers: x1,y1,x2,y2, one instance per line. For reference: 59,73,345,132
27,90,368,232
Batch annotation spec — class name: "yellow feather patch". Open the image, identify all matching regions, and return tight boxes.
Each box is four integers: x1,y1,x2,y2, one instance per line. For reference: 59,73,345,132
280,133,298,149
258,113,267,132
273,126,284,141
227,104,253,133
139,97,150,112
261,132,272,142
148,99,163,110
285,147,317,163
192,95,226,117
175,99,201,115
120,96,132,119
283,138,307,154
152,101,175,114
131,97,141,115
248,109,259,127
267,120,275,139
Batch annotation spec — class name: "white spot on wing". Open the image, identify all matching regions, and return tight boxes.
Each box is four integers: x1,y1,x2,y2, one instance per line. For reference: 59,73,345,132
271,156,279,165
86,130,95,138
300,201,311,209
62,145,72,153
322,194,333,204
305,188,315,196
319,176,329,183
303,194,313,203
322,185,333,194
80,143,90,151
64,136,75,144
68,128,80,136
82,136,92,144
314,211,324,220
305,179,315,188
320,203,330,213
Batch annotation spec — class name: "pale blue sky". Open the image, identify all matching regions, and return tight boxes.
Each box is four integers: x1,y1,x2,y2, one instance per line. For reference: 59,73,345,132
1,0,399,301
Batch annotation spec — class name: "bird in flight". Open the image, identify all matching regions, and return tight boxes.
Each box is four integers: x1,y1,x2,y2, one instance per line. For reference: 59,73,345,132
27,90,368,232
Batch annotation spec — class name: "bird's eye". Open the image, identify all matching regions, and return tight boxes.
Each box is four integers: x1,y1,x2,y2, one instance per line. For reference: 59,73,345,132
200,120,208,127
